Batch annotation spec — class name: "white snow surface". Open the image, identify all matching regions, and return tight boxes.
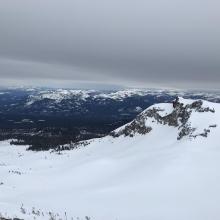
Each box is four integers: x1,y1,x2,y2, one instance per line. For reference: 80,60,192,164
1,98,220,220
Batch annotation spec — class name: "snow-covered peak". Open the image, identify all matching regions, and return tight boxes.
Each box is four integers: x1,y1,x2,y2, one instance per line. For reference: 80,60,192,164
94,89,149,100
26,89,94,105
111,97,219,140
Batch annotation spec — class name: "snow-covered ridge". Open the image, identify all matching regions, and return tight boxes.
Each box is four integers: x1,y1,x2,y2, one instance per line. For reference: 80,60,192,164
111,97,218,140
26,88,155,105
94,89,151,100
25,88,220,105
26,89,95,105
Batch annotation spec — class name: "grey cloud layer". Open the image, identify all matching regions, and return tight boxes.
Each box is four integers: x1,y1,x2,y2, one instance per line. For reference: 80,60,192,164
0,0,220,88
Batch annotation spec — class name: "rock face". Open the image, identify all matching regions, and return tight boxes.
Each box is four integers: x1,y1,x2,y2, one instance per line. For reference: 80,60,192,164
0,218,23,220
111,117,152,137
111,98,216,140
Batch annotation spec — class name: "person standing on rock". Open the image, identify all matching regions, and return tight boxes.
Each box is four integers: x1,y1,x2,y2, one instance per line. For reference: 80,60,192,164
173,97,179,108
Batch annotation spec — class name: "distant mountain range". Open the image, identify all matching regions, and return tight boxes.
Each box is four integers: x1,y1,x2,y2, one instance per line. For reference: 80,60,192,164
1,87,220,115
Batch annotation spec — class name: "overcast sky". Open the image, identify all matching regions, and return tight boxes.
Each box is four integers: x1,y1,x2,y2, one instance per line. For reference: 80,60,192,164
0,0,220,89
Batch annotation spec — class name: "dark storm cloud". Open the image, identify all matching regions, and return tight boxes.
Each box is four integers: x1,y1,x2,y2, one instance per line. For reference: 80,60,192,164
0,0,220,88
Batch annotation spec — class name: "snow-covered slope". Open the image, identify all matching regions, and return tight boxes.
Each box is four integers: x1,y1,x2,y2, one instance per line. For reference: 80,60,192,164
111,97,217,140
0,98,220,220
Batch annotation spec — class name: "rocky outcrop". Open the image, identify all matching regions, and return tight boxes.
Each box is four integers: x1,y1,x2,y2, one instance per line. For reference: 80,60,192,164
0,218,23,220
111,98,216,140
111,117,152,137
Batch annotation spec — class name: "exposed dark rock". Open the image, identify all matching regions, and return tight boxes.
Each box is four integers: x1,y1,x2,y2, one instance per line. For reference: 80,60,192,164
177,126,196,140
111,116,152,137
52,140,90,152
188,100,215,113
0,218,23,220
209,124,217,128
172,97,179,108
191,129,211,138
111,98,216,140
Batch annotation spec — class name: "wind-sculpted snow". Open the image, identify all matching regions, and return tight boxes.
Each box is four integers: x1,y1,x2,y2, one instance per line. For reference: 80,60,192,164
0,98,220,220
